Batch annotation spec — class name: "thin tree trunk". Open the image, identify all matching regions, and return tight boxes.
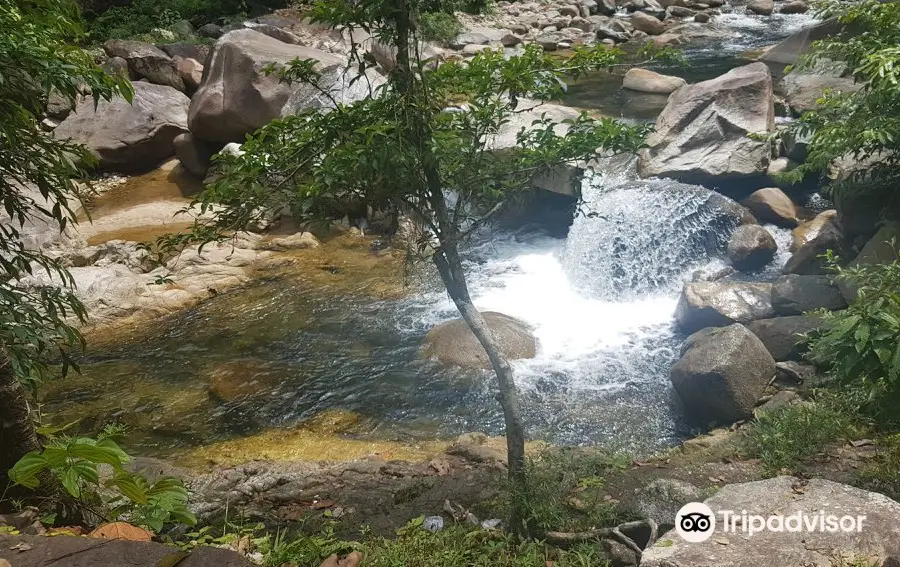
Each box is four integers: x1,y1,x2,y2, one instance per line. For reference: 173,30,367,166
0,348,41,502
433,246,529,535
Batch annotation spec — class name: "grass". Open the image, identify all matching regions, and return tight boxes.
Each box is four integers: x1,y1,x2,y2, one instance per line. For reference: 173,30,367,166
419,12,463,44
856,433,900,501
502,447,633,534
262,519,611,567
744,396,862,475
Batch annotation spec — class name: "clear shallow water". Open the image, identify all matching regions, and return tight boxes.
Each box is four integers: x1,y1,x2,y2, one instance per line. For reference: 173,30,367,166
42,165,795,458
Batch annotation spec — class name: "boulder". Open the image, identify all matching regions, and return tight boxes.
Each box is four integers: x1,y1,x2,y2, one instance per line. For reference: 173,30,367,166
670,324,775,424
53,82,190,172
174,56,204,92
101,56,131,78
173,133,219,177
637,63,775,186
622,68,686,93
596,23,631,42
726,224,777,272
747,0,774,14
759,18,845,66
103,40,185,91
747,315,824,361
667,5,696,17
783,214,848,275
642,477,900,567
0,535,252,567
782,71,860,114
198,23,224,38
771,274,847,315
694,12,710,22
188,29,374,143
628,479,705,530
241,22,303,45
675,281,775,334
839,224,900,301
423,312,537,369
742,187,798,228
778,0,809,13
159,42,211,64
630,11,666,35
598,0,617,15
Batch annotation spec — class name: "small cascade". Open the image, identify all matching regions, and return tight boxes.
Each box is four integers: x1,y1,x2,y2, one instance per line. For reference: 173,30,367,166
563,169,743,300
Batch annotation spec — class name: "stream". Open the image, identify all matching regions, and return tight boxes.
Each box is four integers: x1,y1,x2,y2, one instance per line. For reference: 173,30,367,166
41,10,816,462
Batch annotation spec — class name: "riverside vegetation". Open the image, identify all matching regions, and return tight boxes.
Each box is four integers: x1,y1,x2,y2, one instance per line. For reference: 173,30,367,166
3,0,900,564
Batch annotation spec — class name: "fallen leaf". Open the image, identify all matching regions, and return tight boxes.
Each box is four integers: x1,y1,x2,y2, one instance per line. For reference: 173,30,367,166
47,526,85,537
11,542,33,552
310,500,336,510
89,522,153,542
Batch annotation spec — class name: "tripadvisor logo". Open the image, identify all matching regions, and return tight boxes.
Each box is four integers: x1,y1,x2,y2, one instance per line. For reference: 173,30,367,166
674,503,867,543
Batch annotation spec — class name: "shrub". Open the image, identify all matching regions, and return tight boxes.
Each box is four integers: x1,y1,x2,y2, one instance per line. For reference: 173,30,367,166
806,250,900,422
419,12,463,44
744,398,859,474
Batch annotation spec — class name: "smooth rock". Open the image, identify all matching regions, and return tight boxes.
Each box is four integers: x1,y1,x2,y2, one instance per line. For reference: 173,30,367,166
839,224,900,301
630,11,666,35
727,224,777,271
198,23,225,38
262,232,321,251
759,18,845,66
103,39,185,91
159,42,211,64
671,324,775,424
783,213,848,275
747,0,774,14
622,68,686,93
742,187,798,228
771,274,847,315
791,210,837,251
638,63,775,186
628,479,705,530
782,71,860,114
642,477,900,567
54,82,189,172
173,56,204,92
747,315,825,361
778,0,809,13
675,281,775,334
173,132,219,177
423,312,537,369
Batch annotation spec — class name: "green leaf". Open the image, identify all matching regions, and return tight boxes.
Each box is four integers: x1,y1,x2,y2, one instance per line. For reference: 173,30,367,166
112,474,149,505
61,466,81,497
69,440,127,467
8,453,49,488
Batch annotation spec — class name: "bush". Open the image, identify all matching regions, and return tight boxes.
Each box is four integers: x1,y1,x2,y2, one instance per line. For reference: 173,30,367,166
85,0,287,41
419,12,463,44
744,398,859,474
806,251,900,422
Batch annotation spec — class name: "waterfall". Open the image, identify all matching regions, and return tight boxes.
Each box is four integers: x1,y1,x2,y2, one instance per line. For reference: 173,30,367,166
563,169,743,300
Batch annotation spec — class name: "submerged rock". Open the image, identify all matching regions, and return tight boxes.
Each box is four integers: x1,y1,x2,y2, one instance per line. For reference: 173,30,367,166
670,324,775,424
637,63,774,187
675,281,775,334
422,312,537,369
642,476,900,567
726,224,777,272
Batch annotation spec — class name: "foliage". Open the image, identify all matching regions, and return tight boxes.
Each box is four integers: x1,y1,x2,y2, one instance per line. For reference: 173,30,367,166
744,396,860,474
805,251,900,421
504,449,631,534
779,0,900,210
418,11,462,44
857,433,900,501
261,518,610,567
0,0,130,390
8,425,196,532
85,0,287,41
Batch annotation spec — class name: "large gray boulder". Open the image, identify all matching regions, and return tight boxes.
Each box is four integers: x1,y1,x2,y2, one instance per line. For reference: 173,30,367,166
727,224,777,272
772,274,847,315
839,224,900,302
642,476,900,567
103,39,185,91
422,312,537,369
782,71,860,114
53,82,189,172
675,281,775,334
747,0,774,15
630,11,666,35
188,29,376,143
670,324,775,424
760,19,846,66
747,315,824,361
637,63,775,186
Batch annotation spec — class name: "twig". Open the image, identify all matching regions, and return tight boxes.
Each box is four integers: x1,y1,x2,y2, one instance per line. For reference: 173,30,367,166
542,519,659,554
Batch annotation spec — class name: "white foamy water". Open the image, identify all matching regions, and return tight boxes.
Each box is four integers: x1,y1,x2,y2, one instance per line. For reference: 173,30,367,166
711,11,819,52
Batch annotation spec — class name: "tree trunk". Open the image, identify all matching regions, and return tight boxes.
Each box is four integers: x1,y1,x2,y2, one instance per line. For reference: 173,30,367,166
433,246,529,535
0,348,41,502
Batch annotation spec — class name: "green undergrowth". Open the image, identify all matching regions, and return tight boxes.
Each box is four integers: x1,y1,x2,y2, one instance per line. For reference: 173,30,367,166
856,433,900,501
743,393,864,475
503,448,633,534
263,519,610,567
